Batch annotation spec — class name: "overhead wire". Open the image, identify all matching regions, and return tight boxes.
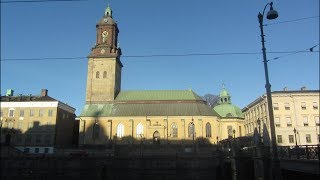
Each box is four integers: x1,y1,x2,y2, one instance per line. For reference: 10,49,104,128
264,16,319,26
268,44,319,62
0,0,87,3
1,49,318,62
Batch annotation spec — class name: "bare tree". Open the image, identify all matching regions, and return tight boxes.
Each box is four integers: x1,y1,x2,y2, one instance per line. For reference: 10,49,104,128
202,94,219,108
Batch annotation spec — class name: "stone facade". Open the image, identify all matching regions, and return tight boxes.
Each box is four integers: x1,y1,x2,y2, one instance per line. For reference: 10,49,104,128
79,116,219,145
242,88,320,146
85,57,122,103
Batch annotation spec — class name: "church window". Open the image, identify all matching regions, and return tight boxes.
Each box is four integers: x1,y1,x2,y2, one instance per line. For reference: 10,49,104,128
96,71,100,78
205,123,212,138
188,122,195,138
136,123,143,137
103,71,107,78
224,98,227,102
117,123,124,138
93,123,100,139
171,123,178,138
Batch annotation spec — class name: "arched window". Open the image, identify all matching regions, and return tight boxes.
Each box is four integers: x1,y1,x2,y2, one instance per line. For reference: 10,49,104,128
136,123,143,137
171,123,178,138
188,122,195,138
103,71,107,78
205,122,212,137
96,71,100,78
117,123,124,138
93,123,100,139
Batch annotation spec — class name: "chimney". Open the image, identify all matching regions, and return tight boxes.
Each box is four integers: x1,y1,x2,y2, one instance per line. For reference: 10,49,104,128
283,87,288,91
301,86,307,91
41,89,48,97
6,89,14,96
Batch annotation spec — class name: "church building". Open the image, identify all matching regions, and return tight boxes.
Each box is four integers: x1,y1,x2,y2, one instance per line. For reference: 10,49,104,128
79,5,244,146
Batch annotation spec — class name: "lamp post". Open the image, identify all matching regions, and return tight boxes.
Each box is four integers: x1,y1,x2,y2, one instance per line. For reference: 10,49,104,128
93,120,98,144
233,129,236,139
293,128,298,147
257,118,262,144
258,2,281,180
140,134,143,157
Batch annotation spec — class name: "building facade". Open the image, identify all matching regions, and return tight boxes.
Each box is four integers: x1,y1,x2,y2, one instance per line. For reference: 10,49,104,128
0,89,76,153
79,5,245,146
242,87,320,146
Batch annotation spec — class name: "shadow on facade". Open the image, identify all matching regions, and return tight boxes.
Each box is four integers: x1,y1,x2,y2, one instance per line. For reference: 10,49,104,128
1,121,78,154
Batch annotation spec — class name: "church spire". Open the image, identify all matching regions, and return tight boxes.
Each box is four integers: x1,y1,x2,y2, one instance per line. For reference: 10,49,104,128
105,3,112,17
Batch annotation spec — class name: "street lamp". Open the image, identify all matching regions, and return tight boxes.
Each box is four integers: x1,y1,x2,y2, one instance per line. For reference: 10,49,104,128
257,118,262,144
293,128,298,147
139,134,143,157
258,2,280,180
233,129,236,139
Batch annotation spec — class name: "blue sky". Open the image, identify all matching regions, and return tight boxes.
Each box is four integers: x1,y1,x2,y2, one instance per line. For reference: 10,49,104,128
1,0,319,115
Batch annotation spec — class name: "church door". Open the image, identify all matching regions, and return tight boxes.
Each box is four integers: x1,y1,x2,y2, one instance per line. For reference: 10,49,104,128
153,131,160,145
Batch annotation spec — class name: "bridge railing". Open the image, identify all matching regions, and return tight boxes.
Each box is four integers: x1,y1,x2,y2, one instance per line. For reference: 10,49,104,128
277,144,319,160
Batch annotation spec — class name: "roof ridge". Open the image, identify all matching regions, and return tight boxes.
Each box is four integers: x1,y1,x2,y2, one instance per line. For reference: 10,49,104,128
120,89,191,92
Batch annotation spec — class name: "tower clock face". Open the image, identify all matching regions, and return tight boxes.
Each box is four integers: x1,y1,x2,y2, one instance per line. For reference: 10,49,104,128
100,49,106,54
103,18,108,23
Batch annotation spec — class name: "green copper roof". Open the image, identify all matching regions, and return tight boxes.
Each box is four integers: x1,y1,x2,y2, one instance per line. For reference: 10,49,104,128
213,104,244,119
115,90,203,101
219,88,230,97
81,102,218,117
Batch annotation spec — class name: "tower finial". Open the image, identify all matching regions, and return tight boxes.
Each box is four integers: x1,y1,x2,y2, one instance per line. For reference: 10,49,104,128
222,82,225,89
105,2,112,17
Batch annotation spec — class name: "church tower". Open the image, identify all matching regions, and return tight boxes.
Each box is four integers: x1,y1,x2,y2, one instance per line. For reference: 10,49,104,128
86,5,122,103
218,84,231,104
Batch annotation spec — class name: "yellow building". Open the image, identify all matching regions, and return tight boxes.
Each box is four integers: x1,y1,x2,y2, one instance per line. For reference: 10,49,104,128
79,5,245,146
242,87,320,146
0,89,76,154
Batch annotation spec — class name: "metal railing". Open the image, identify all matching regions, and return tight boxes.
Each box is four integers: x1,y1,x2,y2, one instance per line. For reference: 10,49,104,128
277,144,319,160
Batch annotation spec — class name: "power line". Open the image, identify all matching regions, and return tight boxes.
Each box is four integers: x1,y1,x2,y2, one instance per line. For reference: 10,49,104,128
264,16,319,26
1,50,318,62
0,0,87,3
268,44,319,62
